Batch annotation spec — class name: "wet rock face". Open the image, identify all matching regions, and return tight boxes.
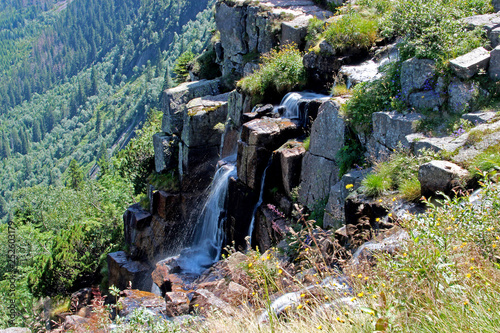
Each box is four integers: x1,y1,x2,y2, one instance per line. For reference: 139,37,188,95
107,251,152,291
418,160,470,196
254,204,289,252
303,51,353,92
225,177,257,251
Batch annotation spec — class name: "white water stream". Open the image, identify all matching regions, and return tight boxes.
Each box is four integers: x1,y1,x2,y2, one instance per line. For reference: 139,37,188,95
176,156,237,275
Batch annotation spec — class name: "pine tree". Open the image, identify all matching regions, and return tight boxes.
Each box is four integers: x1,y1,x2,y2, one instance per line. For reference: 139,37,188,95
66,159,84,190
32,121,42,143
90,66,98,96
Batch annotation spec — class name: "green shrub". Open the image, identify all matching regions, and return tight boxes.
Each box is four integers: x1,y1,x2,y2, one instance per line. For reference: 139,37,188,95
380,0,489,63
191,47,221,80
336,130,365,177
237,44,306,101
341,62,403,132
323,11,378,52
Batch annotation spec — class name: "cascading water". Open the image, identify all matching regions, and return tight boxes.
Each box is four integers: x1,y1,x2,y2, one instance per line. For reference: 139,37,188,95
279,91,330,121
247,158,272,246
176,155,237,275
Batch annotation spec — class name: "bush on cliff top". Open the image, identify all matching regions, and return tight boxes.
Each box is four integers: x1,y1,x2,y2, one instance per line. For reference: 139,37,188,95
323,11,378,52
237,44,306,102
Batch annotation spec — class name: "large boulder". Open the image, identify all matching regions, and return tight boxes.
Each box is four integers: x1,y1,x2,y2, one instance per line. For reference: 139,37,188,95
418,160,470,196
281,15,311,50
489,45,500,81
448,79,484,113
165,292,190,317
367,111,424,161
107,251,152,291
190,289,235,316
400,58,436,99
408,90,445,110
449,47,490,80
161,79,220,135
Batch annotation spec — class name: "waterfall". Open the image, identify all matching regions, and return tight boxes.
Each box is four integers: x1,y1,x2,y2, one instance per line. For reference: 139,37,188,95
176,155,237,275
247,158,272,246
279,91,330,120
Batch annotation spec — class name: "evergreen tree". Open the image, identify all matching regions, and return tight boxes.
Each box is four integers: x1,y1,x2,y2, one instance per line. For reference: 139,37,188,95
90,66,98,96
173,51,195,84
32,121,42,143
66,159,83,190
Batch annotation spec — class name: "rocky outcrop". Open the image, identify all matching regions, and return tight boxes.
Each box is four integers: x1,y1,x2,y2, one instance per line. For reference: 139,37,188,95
153,133,178,173
299,100,345,207
418,160,470,196
118,289,167,319
215,0,333,78
180,93,229,183
161,79,220,135
238,117,302,190
400,58,436,99
448,79,484,113
489,46,500,81
276,140,306,197
367,111,424,161
254,203,289,251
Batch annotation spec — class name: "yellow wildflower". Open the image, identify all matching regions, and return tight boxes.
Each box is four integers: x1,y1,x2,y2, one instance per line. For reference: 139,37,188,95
345,184,354,189
357,292,364,297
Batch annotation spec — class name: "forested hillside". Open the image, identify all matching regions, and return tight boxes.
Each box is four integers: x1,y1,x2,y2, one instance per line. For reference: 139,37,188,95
0,0,216,222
